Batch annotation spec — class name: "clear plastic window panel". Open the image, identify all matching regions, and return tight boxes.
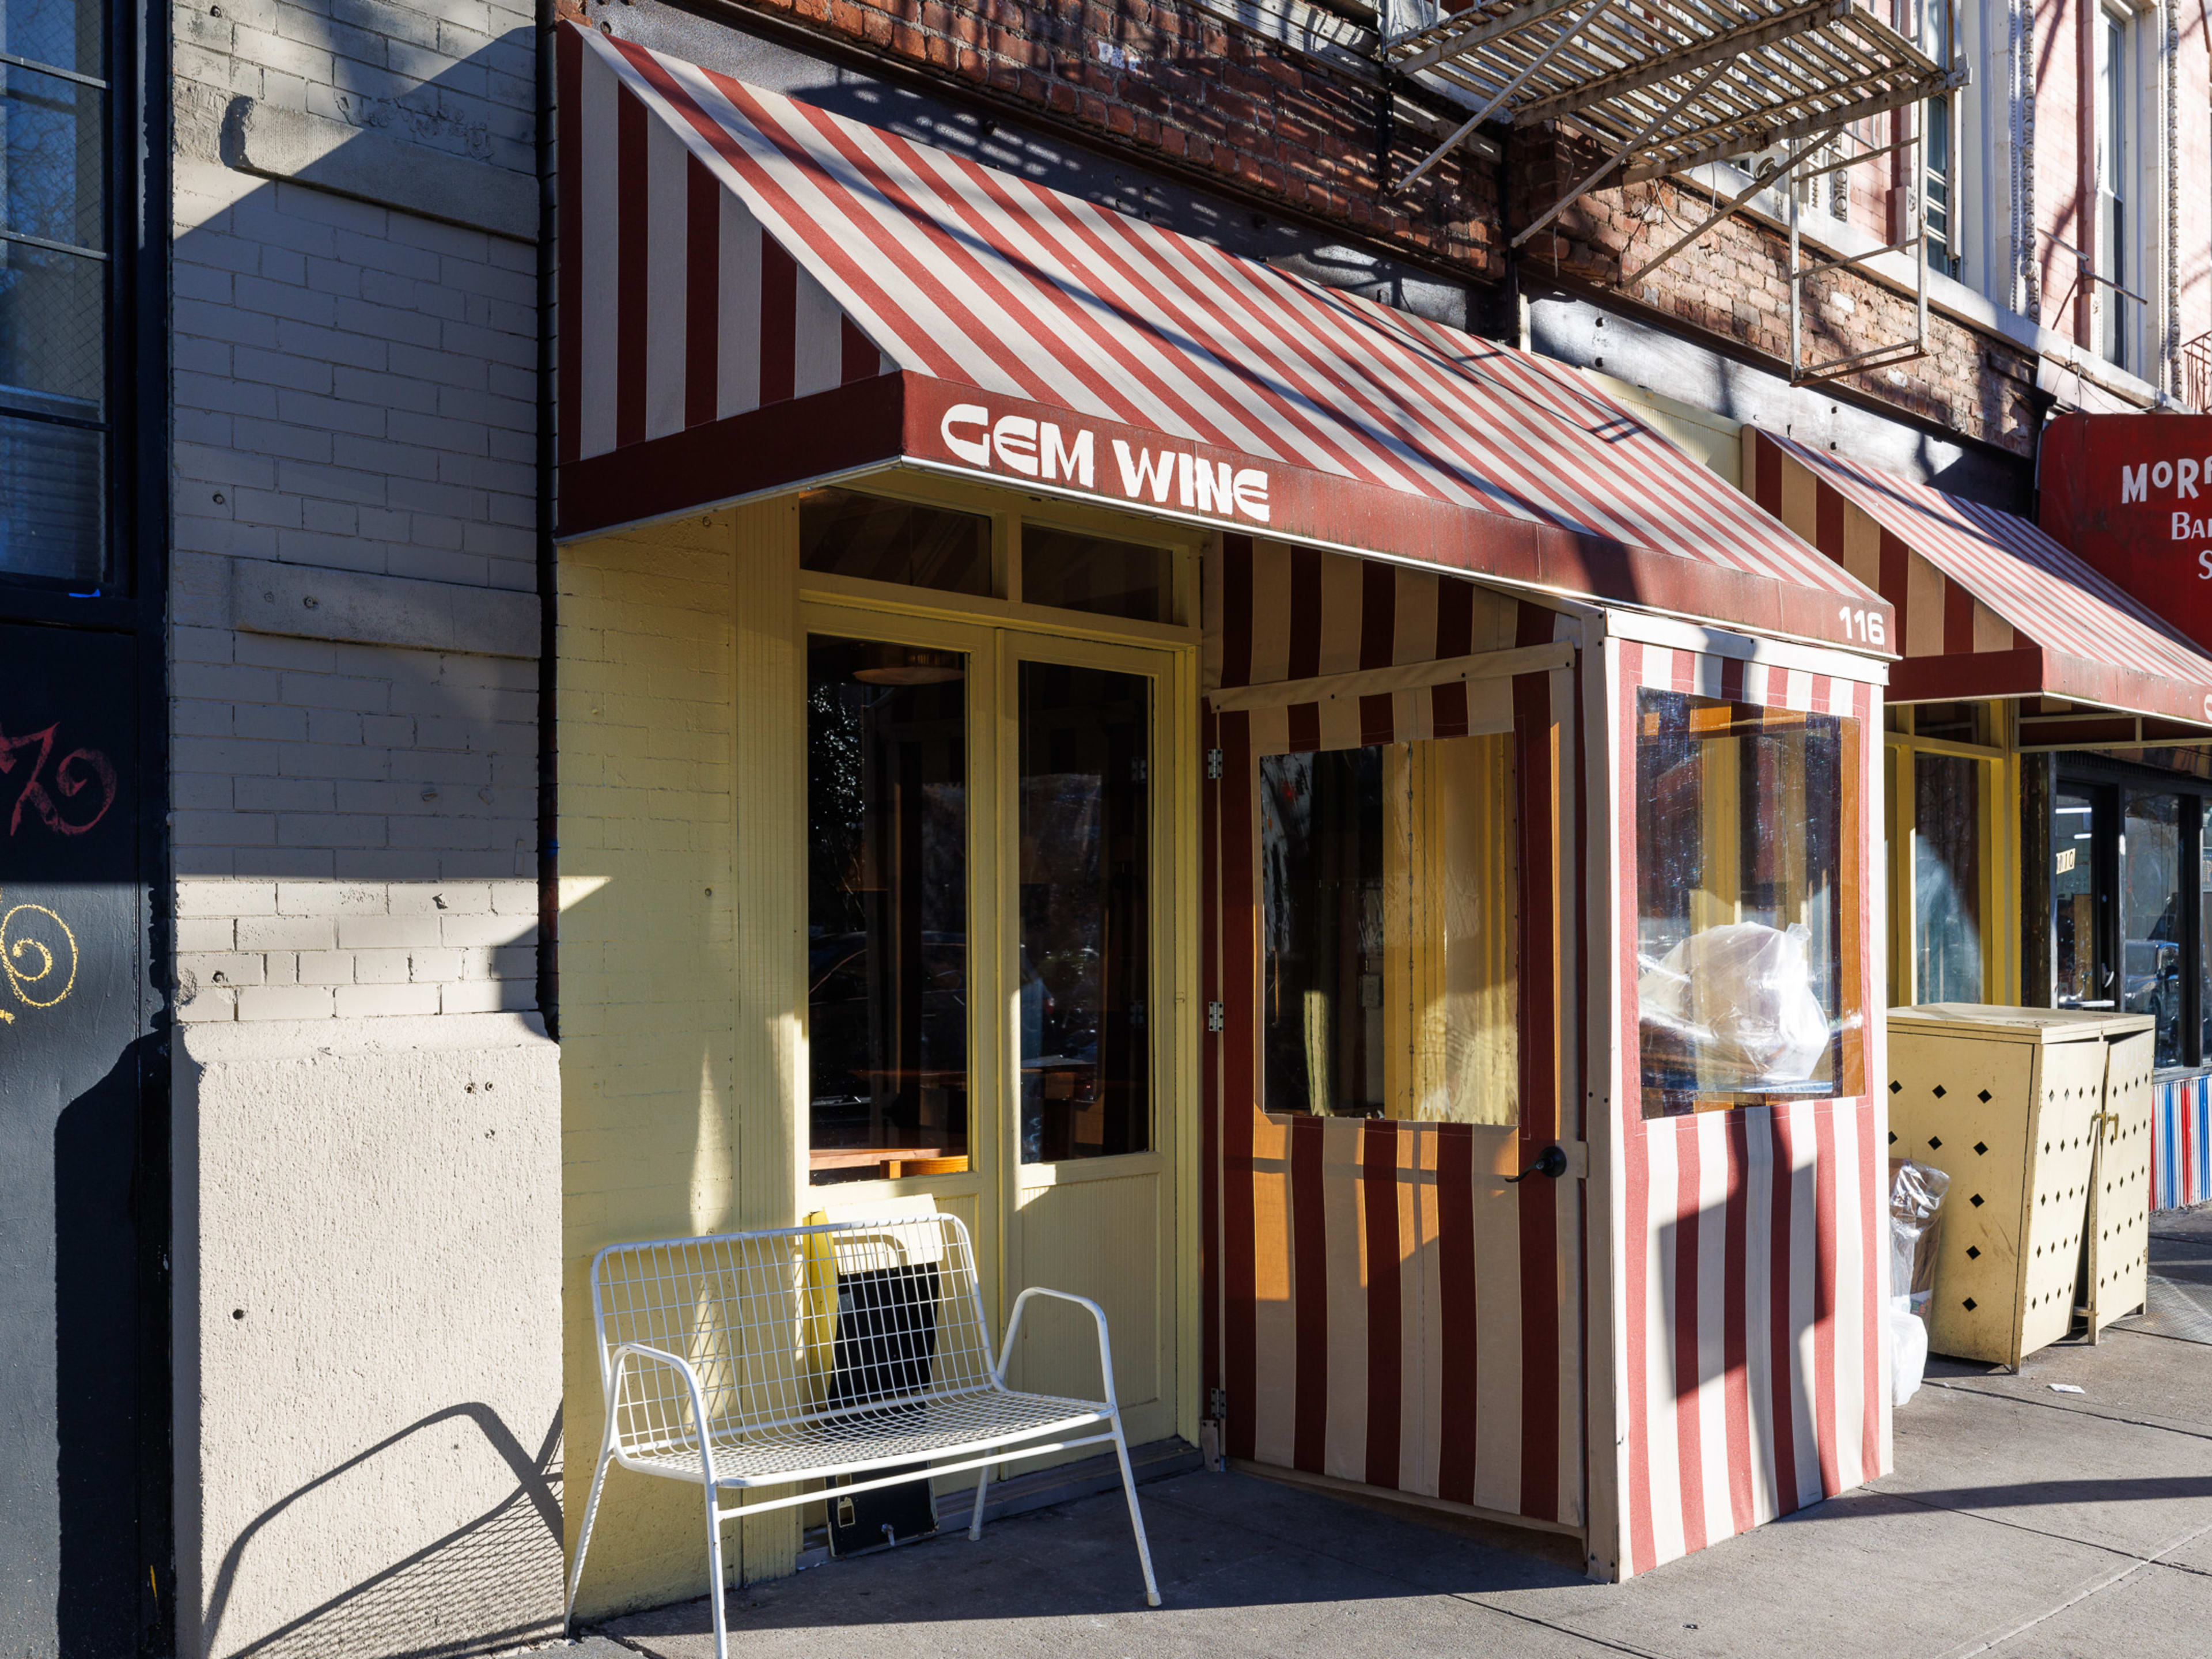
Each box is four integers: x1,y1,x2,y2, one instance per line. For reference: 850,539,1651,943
1259,734,1518,1126
1635,691,1857,1116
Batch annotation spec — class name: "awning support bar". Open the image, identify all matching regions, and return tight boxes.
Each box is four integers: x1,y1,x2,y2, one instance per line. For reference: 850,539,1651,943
1622,122,1842,287
1511,55,1735,250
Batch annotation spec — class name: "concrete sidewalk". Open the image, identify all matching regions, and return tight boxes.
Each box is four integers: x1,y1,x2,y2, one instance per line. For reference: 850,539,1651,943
569,1218,2212,1659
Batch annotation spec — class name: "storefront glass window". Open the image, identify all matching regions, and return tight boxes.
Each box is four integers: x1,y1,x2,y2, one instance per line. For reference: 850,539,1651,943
1634,691,1857,1116
800,488,991,595
1017,662,1151,1161
2199,816,2212,1063
2054,787,2101,1006
2122,791,2183,1065
806,635,971,1184
1914,751,1983,1002
1258,734,1519,1124
1021,528,1169,622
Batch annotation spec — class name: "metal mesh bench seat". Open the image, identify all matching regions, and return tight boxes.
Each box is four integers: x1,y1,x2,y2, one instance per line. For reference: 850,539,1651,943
565,1213,1161,1658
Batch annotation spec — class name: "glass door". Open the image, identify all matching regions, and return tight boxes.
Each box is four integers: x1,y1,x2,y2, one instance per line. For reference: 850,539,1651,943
998,636,1181,1446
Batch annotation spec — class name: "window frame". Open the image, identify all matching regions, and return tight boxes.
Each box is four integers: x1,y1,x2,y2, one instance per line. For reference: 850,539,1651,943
1884,701,2015,1007
0,0,145,605
2054,753,2212,1071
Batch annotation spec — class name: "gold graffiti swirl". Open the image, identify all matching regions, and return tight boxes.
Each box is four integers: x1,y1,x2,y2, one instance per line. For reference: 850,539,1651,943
0,902,78,1016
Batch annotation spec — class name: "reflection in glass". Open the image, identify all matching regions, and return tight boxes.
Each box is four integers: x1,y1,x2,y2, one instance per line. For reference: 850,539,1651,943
2123,792,2182,1065
806,635,969,1184
1914,751,1982,1002
2199,806,2212,1063
1259,736,1518,1124
2054,789,2101,1007
800,488,991,594
1018,662,1150,1162
1634,691,1854,1116
1021,528,1169,622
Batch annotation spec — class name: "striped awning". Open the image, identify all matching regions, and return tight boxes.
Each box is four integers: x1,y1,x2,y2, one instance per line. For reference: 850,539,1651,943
1749,429,2212,737
556,22,1888,653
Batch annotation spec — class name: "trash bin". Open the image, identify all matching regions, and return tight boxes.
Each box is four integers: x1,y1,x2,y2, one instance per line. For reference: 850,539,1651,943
1885,1005,2155,1369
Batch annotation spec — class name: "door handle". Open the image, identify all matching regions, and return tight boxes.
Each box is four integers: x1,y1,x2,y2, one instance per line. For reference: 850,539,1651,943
1507,1145,1570,1184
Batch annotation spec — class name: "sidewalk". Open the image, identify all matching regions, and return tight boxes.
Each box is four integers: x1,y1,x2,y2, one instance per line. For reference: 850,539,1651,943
572,1214,2212,1659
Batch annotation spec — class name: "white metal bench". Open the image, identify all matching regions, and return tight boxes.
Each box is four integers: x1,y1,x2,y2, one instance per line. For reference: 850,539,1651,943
565,1212,1161,1656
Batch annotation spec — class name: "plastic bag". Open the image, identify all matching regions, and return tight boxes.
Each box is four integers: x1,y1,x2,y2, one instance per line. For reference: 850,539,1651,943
1635,921,1830,1089
1890,1296,1930,1406
1888,1157,1950,1320
1887,1158,1949,1406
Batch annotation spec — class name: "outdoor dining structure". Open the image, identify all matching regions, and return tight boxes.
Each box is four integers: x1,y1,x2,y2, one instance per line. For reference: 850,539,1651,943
550,20,1899,1610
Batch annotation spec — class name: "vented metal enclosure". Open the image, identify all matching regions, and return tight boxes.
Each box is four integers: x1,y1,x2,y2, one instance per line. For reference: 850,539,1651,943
1887,1006,2154,1369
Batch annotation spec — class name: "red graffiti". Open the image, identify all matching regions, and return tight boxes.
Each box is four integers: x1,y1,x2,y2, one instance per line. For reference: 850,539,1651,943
0,724,117,837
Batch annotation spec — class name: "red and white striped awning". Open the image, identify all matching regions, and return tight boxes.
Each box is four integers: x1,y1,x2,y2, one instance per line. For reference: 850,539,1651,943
1749,429,2212,736
557,21,1888,653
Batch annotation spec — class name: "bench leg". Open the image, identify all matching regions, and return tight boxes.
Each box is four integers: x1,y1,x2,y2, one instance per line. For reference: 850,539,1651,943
968,1460,991,1541
703,1480,730,1659
1108,1410,1162,1607
563,1430,620,1632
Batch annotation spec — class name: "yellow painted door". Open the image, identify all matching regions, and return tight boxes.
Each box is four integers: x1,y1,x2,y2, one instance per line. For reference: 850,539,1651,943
996,634,1186,1448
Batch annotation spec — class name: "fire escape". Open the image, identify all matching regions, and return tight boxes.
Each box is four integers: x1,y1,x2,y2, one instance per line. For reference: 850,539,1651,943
1378,0,1967,384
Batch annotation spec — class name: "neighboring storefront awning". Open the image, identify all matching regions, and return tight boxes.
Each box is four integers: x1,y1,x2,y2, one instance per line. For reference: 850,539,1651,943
1749,429,2212,743
556,22,1889,653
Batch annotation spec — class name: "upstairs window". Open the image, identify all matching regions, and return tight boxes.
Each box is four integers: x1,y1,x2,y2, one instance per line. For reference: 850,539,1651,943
2094,4,2134,369
0,0,111,586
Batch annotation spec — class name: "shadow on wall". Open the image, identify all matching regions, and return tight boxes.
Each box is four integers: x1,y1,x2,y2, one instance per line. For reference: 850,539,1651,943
199,1407,565,1659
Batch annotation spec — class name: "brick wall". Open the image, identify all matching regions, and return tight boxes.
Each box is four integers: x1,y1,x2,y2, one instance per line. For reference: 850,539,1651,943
172,0,541,1023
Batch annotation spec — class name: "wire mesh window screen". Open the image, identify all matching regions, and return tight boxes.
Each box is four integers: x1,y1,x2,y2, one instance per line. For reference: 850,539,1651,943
593,1215,1001,1463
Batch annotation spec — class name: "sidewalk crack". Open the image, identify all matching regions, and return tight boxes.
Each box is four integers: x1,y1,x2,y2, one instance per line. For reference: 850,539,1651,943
1929,1518,2212,1659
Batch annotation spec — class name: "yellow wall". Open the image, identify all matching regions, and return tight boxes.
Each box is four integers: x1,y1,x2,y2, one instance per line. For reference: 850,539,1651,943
1585,369,1743,487
559,501,805,1616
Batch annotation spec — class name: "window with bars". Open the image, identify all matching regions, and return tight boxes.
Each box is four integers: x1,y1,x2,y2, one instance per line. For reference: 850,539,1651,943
0,0,110,588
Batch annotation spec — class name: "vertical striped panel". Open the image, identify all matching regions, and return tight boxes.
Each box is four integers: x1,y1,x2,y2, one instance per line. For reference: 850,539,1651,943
2152,1074,2212,1211
1207,540,1582,1531
1609,641,1890,1578
559,32,893,464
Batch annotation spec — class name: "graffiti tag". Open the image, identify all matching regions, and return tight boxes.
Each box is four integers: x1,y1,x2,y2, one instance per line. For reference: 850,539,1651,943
0,722,117,836
0,894,78,1023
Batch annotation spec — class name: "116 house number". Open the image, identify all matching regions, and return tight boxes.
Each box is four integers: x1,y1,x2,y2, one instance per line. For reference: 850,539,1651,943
1839,607,1887,646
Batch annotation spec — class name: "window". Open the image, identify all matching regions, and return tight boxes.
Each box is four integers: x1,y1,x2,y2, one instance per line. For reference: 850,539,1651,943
2054,786,2107,1007
2094,5,2132,369
1,0,112,585
800,488,991,595
1020,527,1169,623
1914,751,1983,1001
2122,792,2183,1065
1259,734,1518,1124
806,634,971,1184
1919,0,1959,278
1017,662,1152,1160
1635,691,1862,1116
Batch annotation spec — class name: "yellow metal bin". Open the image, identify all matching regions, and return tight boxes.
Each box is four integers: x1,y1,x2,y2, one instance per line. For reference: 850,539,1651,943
1887,1005,2155,1368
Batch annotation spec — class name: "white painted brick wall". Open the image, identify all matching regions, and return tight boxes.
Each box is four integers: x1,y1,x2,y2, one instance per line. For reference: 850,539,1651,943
172,0,540,1023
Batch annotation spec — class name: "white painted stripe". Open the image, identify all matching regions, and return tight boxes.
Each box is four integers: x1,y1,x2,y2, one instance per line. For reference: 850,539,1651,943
1695,1112,1735,1548
1641,1118,1687,1568
792,266,844,399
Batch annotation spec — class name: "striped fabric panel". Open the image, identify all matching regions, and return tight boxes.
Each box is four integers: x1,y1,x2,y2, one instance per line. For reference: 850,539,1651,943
1753,429,2212,684
1609,639,1889,1578
2152,1074,2212,1212
563,22,1865,601
1209,540,1585,1528
559,25,892,465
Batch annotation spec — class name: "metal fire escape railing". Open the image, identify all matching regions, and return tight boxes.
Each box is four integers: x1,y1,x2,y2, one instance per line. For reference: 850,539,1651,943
1378,0,1967,384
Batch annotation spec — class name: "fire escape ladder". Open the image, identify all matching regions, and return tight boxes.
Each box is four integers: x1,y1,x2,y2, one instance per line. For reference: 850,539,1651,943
1379,0,1968,385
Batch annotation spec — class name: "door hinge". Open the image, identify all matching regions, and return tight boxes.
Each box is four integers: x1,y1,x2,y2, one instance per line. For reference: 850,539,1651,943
1205,748,1225,779
1210,1385,1229,1421
1131,756,1147,783
1205,1001,1225,1032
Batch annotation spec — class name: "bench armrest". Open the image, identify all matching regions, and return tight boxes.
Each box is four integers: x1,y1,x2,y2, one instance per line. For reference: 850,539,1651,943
606,1342,719,1475
998,1287,1119,1410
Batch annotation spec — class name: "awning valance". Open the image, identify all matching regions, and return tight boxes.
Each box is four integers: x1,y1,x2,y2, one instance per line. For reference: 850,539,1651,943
556,22,1887,653
1749,429,2212,739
